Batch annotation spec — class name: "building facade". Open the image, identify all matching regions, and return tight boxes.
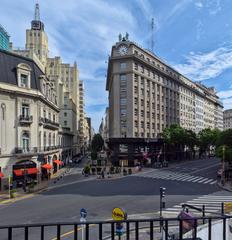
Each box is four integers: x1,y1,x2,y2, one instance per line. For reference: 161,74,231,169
0,25,10,51
224,109,232,130
12,3,83,158
106,36,223,166
0,49,62,189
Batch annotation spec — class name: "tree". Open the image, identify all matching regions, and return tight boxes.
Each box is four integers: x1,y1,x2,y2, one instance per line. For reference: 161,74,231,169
216,129,232,147
162,124,187,161
216,129,232,163
91,134,104,152
198,128,220,157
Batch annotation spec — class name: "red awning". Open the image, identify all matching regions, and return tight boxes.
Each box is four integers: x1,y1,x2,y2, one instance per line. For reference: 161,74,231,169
13,169,24,176
41,163,52,170
0,172,4,178
53,160,62,165
27,168,39,175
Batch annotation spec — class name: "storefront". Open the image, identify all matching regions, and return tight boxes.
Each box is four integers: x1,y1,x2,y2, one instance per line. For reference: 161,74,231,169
107,138,164,167
12,160,38,187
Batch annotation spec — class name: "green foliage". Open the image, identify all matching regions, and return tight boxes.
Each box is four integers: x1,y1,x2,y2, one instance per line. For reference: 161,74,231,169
216,129,232,147
216,145,232,162
198,128,220,152
84,165,91,174
91,134,104,152
162,124,186,146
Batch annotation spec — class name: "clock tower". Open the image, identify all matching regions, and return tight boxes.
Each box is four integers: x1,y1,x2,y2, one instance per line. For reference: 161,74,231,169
25,2,48,66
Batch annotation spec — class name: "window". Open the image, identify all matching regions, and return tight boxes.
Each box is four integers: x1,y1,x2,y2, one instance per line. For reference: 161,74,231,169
44,132,46,147
141,66,144,73
64,121,67,126
141,110,144,117
64,112,67,117
20,74,28,87
135,120,138,128
120,62,126,70
22,104,29,118
120,98,127,105
22,132,29,152
134,63,138,70
48,133,51,146
43,109,46,118
134,109,138,116
141,121,144,128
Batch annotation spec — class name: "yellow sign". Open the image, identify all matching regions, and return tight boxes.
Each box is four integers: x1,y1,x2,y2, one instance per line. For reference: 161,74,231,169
112,207,127,221
224,202,232,213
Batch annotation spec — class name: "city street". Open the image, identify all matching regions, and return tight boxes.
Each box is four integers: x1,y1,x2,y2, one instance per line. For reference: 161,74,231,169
0,157,230,239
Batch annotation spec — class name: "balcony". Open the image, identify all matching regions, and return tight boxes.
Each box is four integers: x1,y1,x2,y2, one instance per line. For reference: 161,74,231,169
14,146,62,154
39,117,59,130
19,115,33,125
14,147,38,154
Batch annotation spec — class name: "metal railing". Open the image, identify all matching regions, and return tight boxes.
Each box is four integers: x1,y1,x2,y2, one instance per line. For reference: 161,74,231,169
14,146,62,154
0,215,231,240
19,115,33,123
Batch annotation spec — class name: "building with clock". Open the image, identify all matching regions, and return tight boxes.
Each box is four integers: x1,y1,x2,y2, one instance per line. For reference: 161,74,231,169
106,35,223,166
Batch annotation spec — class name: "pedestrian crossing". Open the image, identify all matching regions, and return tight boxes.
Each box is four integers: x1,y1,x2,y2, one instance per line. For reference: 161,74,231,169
163,192,232,216
134,169,217,185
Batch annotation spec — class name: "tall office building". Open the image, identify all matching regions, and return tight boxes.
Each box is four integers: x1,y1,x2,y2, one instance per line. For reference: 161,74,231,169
25,3,48,66
12,3,86,156
224,109,232,130
106,35,223,166
0,25,10,51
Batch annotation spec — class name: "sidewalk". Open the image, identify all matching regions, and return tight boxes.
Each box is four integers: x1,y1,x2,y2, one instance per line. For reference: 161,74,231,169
0,166,70,204
95,167,152,180
218,180,232,192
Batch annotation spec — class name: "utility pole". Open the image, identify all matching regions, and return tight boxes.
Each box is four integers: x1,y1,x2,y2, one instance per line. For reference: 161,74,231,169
222,145,226,185
159,187,166,235
151,18,154,52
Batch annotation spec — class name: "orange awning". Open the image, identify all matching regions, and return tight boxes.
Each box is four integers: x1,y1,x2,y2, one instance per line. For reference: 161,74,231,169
27,168,39,175
41,163,52,170
0,172,4,178
13,169,24,176
53,160,62,165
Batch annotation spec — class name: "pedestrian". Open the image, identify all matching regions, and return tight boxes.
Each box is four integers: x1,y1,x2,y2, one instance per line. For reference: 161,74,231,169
101,169,105,179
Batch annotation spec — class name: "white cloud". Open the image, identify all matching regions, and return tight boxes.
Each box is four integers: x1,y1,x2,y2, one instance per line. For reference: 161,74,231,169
217,90,232,99
195,1,203,9
174,46,232,81
207,0,221,15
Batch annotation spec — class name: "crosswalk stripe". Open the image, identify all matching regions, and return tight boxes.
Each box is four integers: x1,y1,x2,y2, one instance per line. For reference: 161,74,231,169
134,169,216,185
186,176,199,181
192,177,204,182
210,181,217,184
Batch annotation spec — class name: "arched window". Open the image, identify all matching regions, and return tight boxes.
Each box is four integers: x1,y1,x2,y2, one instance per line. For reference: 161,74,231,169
48,133,51,146
22,132,30,152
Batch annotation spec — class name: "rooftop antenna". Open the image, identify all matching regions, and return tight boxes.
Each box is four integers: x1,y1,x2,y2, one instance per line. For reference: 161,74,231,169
34,1,40,21
151,18,154,52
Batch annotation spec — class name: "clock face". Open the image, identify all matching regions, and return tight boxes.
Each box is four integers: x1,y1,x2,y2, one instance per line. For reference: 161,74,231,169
118,45,128,55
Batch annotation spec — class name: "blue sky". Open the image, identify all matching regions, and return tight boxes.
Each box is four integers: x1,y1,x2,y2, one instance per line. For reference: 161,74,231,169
1,0,232,131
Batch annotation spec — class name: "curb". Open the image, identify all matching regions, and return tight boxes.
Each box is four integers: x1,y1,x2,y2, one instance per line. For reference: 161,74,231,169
217,181,232,192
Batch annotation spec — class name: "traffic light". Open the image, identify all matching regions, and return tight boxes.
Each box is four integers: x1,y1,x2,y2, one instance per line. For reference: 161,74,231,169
160,187,166,198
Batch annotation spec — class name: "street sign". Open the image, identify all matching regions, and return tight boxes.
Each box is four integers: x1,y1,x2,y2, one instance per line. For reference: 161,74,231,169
116,222,124,236
80,208,87,218
224,202,232,213
112,207,127,221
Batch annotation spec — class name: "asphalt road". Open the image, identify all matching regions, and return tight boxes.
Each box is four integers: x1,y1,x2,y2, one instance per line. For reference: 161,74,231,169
0,157,227,239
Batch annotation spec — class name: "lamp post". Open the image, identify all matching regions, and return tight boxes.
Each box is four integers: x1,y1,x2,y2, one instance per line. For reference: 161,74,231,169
221,145,226,185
